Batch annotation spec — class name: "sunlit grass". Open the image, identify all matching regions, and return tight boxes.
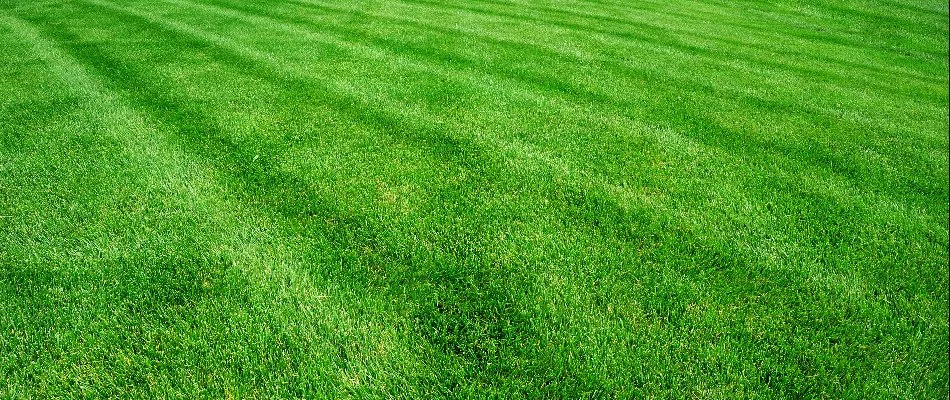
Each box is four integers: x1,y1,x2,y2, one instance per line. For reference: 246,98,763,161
1,0,947,397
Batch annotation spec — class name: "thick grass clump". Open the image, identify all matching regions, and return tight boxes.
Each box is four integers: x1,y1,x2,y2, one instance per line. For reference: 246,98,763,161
1,0,947,397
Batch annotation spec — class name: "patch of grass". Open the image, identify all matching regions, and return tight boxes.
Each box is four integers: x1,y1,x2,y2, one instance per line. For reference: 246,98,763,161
1,0,947,397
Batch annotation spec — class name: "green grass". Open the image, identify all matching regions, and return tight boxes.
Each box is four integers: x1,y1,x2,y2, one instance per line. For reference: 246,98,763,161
0,0,947,397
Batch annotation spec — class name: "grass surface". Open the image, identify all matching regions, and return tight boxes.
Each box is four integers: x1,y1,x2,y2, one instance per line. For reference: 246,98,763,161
0,0,948,397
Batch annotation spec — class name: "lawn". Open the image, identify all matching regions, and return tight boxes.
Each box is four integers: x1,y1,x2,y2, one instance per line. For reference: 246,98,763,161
0,0,947,397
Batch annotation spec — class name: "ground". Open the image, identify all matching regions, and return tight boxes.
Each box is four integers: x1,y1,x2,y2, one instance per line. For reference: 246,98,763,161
0,0,947,398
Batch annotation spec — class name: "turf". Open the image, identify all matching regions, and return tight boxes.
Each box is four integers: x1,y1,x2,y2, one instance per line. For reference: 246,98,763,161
0,0,947,397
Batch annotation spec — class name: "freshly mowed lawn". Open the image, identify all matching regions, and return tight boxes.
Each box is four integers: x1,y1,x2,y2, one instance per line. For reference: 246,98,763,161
0,0,947,397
